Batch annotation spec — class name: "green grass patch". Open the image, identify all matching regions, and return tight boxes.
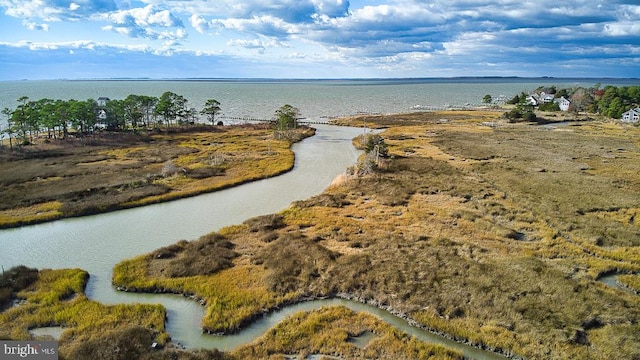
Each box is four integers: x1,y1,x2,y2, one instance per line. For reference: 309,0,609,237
0,267,168,359
233,306,463,359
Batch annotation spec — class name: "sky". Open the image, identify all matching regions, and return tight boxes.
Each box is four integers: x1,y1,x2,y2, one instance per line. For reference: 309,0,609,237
0,0,639,80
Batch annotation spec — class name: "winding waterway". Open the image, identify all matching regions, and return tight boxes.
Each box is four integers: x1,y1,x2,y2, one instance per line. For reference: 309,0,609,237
0,124,506,359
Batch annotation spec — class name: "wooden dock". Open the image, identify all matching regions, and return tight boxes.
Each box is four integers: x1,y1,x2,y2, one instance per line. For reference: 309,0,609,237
218,116,331,125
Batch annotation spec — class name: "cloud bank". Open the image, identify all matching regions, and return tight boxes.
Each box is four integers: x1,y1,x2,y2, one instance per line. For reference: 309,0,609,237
0,0,639,79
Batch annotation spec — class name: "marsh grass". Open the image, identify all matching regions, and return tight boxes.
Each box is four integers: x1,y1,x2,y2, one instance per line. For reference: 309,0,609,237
0,268,168,359
0,201,63,228
0,126,313,228
618,274,640,293
232,306,463,359
11,112,639,359
148,234,238,278
113,250,299,334
0,266,38,309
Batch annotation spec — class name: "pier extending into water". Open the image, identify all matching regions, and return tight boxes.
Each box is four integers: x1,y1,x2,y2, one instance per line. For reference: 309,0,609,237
218,115,331,125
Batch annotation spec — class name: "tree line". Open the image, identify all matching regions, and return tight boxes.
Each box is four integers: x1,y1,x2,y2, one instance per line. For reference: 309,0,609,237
504,84,640,120
1,91,222,148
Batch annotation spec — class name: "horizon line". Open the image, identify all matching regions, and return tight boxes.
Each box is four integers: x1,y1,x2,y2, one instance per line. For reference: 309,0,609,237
4,76,640,82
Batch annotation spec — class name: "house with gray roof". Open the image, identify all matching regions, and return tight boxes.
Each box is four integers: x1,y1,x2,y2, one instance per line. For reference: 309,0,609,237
621,108,640,123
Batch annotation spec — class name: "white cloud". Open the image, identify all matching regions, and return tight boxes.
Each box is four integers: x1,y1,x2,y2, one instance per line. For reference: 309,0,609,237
189,13,209,33
618,5,640,19
1,0,640,78
227,38,287,52
21,20,49,31
99,4,185,40
106,4,182,27
3,0,62,21
211,15,295,38
1,0,118,21
0,39,154,53
101,24,187,40
604,22,640,37
150,0,349,20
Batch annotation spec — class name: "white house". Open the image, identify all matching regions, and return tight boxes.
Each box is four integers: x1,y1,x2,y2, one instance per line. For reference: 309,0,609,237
621,108,640,123
97,97,110,107
554,96,571,112
540,92,555,103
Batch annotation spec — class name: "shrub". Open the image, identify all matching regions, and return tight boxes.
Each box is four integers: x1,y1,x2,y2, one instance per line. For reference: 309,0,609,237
243,214,286,232
162,235,238,277
523,111,537,122
293,193,351,208
151,240,188,259
254,233,339,293
364,134,388,157
186,166,224,179
539,102,560,112
0,266,38,309
161,160,183,177
63,326,156,360
503,109,523,122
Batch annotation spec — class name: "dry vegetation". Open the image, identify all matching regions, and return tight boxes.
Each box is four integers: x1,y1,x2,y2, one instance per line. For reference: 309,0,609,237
0,125,313,228
111,111,639,359
3,111,640,359
0,266,460,360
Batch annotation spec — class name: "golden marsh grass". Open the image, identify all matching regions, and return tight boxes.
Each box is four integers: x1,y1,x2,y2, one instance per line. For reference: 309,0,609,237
0,126,312,228
4,111,639,359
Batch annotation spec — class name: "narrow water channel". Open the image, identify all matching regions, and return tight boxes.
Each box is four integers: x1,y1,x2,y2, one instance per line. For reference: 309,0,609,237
122,294,507,360
0,125,365,300
0,125,506,359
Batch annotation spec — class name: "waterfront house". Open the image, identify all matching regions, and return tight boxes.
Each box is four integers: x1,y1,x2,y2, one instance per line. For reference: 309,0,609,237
554,96,571,111
95,109,108,130
97,109,107,121
621,108,640,123
97,97,110,107
540,92,555,103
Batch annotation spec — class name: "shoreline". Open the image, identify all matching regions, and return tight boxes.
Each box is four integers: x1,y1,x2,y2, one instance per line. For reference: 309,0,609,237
0,125,315,230
0,163,297,230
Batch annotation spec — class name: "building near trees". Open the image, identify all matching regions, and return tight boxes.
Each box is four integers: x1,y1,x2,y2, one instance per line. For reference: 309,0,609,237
621,108,640,123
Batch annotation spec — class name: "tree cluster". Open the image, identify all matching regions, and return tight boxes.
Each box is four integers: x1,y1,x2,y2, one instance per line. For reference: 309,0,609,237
1,92,222,149
349,133,389,176
591,85,640,118
503,92,536,122
504,84,640,120
274,104,300,130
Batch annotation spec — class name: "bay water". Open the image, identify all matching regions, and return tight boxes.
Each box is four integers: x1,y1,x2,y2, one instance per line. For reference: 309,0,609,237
2,78,637,126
